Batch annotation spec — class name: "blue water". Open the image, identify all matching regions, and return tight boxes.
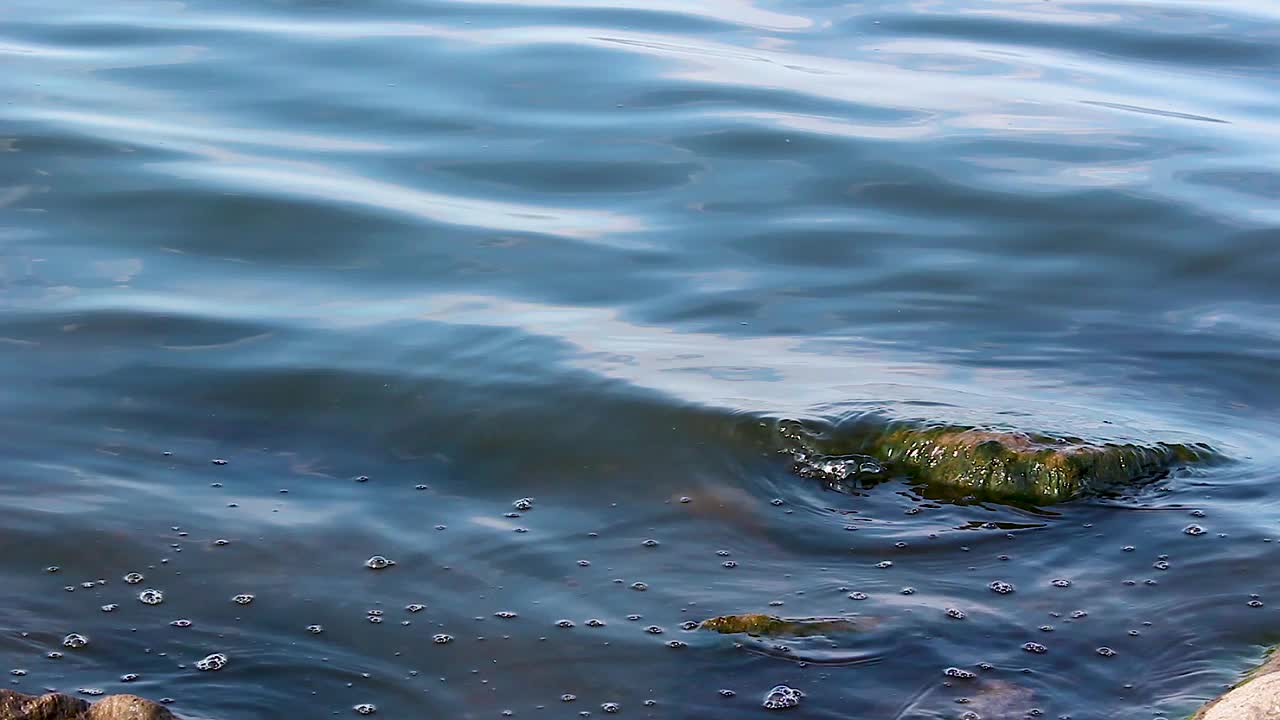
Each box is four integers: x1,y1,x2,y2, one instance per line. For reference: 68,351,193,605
2,0,1279,717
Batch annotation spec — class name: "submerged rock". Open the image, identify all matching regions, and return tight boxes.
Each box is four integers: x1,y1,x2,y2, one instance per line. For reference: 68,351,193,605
0,690,176,719
784,420,1214,504
1192,649,1280,720
698,614,860,637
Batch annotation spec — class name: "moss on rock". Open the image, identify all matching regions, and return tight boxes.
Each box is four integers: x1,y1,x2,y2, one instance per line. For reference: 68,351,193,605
784,419,1216,505
699,614,859,637
867,427,1210,504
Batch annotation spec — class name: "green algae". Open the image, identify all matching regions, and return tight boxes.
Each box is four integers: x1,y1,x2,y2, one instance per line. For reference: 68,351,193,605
782,418,1217,505
867,426,1212,504
698,614,860,637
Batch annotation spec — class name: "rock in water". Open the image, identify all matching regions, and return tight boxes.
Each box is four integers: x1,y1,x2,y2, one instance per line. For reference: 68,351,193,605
783,419,1214,504
698,614,862,637
1192,651,1280,720
0,690,177,719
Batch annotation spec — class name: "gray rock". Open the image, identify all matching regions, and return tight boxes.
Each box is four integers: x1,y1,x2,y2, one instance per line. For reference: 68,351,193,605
1193,651,1280,720
0,690,177,720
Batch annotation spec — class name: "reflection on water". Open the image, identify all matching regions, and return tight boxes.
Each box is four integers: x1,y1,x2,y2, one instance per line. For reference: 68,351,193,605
1,0,1279,717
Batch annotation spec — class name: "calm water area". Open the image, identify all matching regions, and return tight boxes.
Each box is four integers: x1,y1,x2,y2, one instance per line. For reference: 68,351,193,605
2,0,1279,717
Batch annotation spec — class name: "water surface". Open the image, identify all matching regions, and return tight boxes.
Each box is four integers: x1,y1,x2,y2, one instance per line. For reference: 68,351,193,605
2,0,1279,717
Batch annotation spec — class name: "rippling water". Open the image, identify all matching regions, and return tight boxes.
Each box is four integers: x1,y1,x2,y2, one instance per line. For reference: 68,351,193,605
3,0,1279,717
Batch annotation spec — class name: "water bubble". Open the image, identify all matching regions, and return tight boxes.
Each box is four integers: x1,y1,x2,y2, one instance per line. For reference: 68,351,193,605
503,512,521,519
631,582,648,592
367,616,383,624
79,689,104,697
770,499,785,506
945,608,966,620
101,604,118,613
719,689,736,698
45,566,60,573
1183,525,1206,536
556,620,575,628
211,459,228,465
353,703,377,715
46,652,62,659
368,609,384,616
1190,509,1206,518
64,586,75,592
307,625,324,634
415,484,428,491
716,550,731,557
876,561,893,569
1248,600,1265,608
1153,561,1170,571
1051,579,1072,588
1096,647,1117,657
642,539,659,548
627,615,642,621
170,619,192,628
900,587,916,595
601,703,621,714
585,619,606,628
495,611,518,619
233,594,255,605
355,475,370,483
62,633,89,649
666,640,687,649
723,561,738,569
10,669,27,676
576,560,591,567
138,589,164,605
365,556,395,570
513,498,534,512
944,667,976,679
762,685,803,710
1040,625,1054,632
196,653,228,671
848,592,868,601
561,694,577,703
432,634,453,644
679,497,692,504
1128,629,1140,637
1021,642,1047,654
120,674,139,682
213,539,229,547
989,581,1015,595
1070,610,1088,619
123,572,144,584
645,625,664,634
406,604,425,613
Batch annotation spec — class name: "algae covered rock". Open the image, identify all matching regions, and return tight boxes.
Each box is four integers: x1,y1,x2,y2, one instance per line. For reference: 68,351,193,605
699,614,860,637
0,690,177,720
782,419,1214,504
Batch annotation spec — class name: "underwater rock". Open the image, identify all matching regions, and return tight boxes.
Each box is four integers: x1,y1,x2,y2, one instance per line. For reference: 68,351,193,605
0,690,176,719
784,420,1213,504
698,614,860,637
1192,650,1280,720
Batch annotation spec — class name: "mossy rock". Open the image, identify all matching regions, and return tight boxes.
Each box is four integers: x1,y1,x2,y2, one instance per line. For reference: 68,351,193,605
699,614,860,637
785,420,1215,505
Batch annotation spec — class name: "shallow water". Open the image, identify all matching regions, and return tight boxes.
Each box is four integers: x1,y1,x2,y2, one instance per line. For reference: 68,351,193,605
2,0,1279,717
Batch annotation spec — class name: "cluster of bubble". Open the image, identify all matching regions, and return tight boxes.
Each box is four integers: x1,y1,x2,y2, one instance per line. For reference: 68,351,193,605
195,653,228,671
762,685,803,710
